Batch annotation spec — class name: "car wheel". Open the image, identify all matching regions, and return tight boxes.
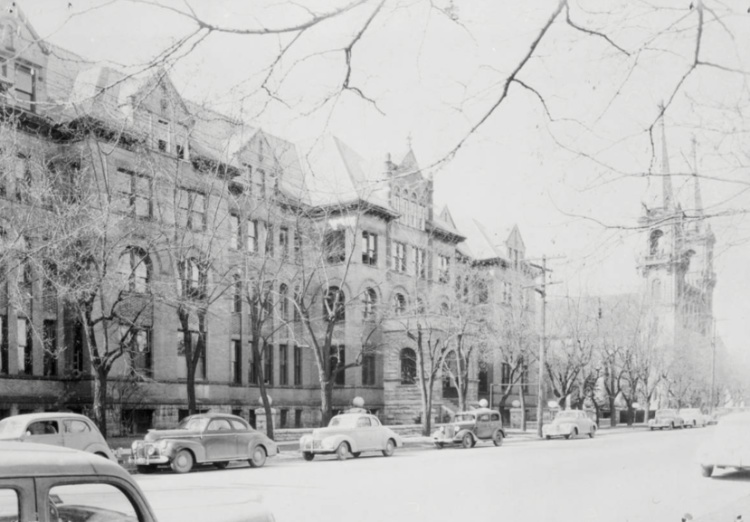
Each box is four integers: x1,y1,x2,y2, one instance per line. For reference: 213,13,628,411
461,433,473,449
701,465,714,478
336,442,350,461
492,429,504,447
382,439,396,457
249,446,267,468
136,465,155,474
545,435,551,440
214,462,229,470
302,452,315,461
434,442,444,449
670,422,675,430
170,449,194,474
352,452,362,458
649,427,654,431
589,427,596,438
693,421,697,428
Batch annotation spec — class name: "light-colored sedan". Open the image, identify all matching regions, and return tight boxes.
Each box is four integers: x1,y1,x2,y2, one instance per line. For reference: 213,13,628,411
0,412,116,461
648,409,684,430
697,412,750,478
299,412,402,460
542,410,597,440
679,408,707,428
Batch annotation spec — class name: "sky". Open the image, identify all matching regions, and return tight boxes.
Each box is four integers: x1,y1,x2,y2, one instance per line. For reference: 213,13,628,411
15,0,750,355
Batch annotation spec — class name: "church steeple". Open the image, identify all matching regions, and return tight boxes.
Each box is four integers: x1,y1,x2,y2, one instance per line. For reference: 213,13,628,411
660,107,674,210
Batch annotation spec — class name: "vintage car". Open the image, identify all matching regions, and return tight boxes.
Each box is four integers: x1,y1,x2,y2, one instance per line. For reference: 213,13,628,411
130,413,277,473
679,408,707,428
697,412,750,478
0,412,116,461
299,412,402,460
542,410,597,440
648,409,685,430
432,408,505,448
0,441,276,522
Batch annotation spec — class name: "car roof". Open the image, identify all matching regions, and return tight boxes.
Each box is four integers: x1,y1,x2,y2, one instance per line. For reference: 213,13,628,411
186,413,246,421
0,412,93,422
0,441,129,479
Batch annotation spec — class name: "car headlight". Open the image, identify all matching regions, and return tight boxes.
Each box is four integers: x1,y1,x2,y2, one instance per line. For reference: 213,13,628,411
157,440,170,451
321,439,334,449
147,445,156,456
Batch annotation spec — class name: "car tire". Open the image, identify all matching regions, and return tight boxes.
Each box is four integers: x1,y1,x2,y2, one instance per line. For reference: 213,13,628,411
670,422,675,430
136,465,156,474
214,462,229,470
492,429,504,447
336,442,350,461
434,442,444,449
701,465,714,478
649,427,654,431
693,421,697,428
545,435,551,440
382,439,396,457
170,449,194,474
589,427,595,438
249,446,267,468
352,452,362,458
461,433,473,449
303,452,315,461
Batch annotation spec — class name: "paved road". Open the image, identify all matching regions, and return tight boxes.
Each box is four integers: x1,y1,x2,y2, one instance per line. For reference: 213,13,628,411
134,426,750,522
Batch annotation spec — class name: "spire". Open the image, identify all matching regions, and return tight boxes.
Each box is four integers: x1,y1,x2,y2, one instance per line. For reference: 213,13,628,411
659,105,674,210
692,136,704,218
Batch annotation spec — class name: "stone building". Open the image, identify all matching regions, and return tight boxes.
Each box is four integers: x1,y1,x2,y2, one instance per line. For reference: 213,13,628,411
0,2,540,434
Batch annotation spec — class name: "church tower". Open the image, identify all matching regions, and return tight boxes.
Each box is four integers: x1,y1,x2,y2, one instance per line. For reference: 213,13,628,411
637,112,716,380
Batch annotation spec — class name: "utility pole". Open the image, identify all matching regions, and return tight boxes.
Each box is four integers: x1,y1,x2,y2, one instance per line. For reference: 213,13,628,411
709,318,716,414
536,256,547,439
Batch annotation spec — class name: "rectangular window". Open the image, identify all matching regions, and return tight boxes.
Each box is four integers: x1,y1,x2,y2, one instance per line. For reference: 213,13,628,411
115,169,151,218
0,315,7,375
438,255,450,283
17,317,31,375
362,231,378,266
178,189,206,231
362,354,376,386
264,345,274,386
230,214,240,249
324,230,346,264
294,345,302,386
249,342,259,385
265,224,274,256
279,227,289,258
14,64,35,112
247,220,258,253
522,362,529,393
501,362,511,389
279,343,288,386
415,248,426,279
294,232,302,262
392,242,406,273
122,326,152,376
155,118,170,153
295,409,302,428
232,275,242,313
43,319,57,377
280,409,288,429
231,340,242,384
330,345,345,386
177,329,206,380
0,489,18,522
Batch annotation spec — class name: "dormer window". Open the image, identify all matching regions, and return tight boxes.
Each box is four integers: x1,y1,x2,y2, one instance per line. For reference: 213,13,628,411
14,64,34,113
155,118,170,153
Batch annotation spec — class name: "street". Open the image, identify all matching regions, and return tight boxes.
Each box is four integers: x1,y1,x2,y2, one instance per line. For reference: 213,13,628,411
133,426,750,522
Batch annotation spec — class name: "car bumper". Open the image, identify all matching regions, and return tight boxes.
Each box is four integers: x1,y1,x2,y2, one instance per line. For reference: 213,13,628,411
130,455,170,465
432,434,461,444
649,421,676,428
542,427,572,437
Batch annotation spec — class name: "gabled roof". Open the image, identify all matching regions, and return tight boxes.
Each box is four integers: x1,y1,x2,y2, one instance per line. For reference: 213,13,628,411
430,206,465,243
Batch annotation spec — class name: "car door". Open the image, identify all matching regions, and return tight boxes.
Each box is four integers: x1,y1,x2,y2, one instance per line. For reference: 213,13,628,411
202,418,235,460
0,478,34,522
230,419,251,457
21,420,63,448
476,414,491,439
353,416,377,451
62,419,94,452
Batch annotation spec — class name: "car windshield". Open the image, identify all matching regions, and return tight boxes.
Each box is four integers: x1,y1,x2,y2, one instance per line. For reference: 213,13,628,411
328,415,359,428
178,417,210,431
454,414,476,422
656,409,676,416
0,418,26,439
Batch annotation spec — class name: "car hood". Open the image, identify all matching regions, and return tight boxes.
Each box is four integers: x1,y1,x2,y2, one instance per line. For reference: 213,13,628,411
143,429,201,442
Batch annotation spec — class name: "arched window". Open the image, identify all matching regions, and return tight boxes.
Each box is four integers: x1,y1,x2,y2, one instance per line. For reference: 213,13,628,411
279,283,289,320
400,348,417,384
440,302,450,316
362,287,377,319
118,247,151,293
181,257,205,299
651,279,661,301
393,293,407,315
324,286,345,322
649,229,663,256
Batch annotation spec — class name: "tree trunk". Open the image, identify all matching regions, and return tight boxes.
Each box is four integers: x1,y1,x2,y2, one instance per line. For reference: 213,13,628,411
518,382,527,432
92,366,108,438
178,309,197,414
257,340,274,439
609,394,617,427
320,380,334,427
626,402,634,426
420,383,433,436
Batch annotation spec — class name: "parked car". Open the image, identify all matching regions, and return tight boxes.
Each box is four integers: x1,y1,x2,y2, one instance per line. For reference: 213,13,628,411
299,412,402,460
648,409,684,430
542,410,597,440
679,408,707,428
697,411,750,478
432,408,505,448
0,412,116,460
0,441,276,522
130,413,277,474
